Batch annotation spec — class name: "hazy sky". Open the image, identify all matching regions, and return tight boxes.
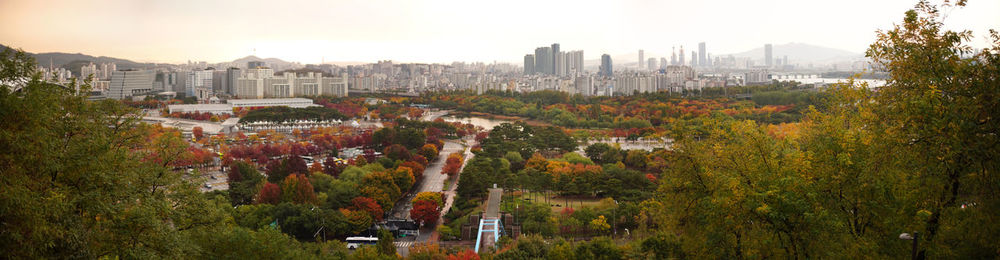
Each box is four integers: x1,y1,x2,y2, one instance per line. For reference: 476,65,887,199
1,0,997,64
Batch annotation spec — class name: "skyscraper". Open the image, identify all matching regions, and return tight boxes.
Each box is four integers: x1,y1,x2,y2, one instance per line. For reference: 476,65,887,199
535,47,551,75
671,47,677,65
523,54,535,75
691,51,698,67
600,54,613,78
765,44,773,67
551,43,560,75
638,49,644,68
660,57,668,70
226,67,241,95
648,58,656,71
679,46,685,66
698,42,706,66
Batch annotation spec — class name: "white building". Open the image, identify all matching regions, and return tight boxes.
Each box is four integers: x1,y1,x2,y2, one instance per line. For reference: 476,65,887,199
108,70,154,100
235,68,348,99
186,69,213,100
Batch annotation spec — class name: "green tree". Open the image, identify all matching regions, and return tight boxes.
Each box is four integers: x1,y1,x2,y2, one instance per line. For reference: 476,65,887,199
863,1,1000,257
0,47,226,258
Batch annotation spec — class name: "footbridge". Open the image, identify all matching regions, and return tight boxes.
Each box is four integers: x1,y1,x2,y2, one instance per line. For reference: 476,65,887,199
474,188,503,253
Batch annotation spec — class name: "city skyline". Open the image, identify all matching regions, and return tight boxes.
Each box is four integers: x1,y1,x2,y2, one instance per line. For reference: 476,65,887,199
2,0,998,65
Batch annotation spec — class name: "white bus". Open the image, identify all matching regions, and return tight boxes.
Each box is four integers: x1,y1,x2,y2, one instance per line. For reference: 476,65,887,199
345,237,378,249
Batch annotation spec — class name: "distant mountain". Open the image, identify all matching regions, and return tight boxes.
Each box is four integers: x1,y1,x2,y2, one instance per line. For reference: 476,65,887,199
0,44,162,76
728,43,863,64
229,55,300,69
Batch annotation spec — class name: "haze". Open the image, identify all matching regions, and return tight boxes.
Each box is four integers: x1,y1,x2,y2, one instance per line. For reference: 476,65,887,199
1,0,997,64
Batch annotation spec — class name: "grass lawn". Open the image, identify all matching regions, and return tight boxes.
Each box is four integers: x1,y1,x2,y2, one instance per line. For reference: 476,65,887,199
509,191,604,213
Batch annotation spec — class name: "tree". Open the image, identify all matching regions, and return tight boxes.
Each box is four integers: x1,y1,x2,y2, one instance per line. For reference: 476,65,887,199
256,183,282,205
862,2,1000,257
410,200,440,225
350,197,384,222
375,229,396,256
281,174,317,204
0,47,228,258
442,152,464,176
383,144,411,161
193,126,204,141
419,143,439,160
589,215,610,234
228,161,264,206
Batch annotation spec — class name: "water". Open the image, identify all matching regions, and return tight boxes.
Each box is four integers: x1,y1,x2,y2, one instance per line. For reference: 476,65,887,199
439,116,511,130
777,77,886,87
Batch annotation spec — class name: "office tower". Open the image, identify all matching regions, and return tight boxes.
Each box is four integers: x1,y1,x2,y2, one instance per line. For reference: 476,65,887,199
600,54,613,78
108,69,154,100
660,57,667,70
226,67,241,95
647,58,657,70
524,54,535,75
691,51,698,67
186,69,213,99
212,70,227,95
698,42,706,66
551,43,560,75
568,50,584,74
555,51,565,76
638,49,644,67
671,47,677,65
783,55,788,67
248,61,265,69
535,47,552,75
679,46,685,66
707,53,713,67
765,44,773,67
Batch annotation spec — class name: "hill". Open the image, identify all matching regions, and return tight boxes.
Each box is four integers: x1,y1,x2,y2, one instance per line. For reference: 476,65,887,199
728,42,862,64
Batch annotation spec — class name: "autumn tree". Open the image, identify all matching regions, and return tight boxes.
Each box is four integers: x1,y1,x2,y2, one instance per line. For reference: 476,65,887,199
350,197,384,221
193,126,204,141
281,174,317,204
255,183,282,205
442,152,464,176
410,200,440,225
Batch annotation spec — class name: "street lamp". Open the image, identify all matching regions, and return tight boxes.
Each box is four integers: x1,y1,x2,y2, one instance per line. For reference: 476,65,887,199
899,232,918,260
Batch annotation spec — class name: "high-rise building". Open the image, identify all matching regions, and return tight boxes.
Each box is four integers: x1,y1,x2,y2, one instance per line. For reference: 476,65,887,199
638,49,644,67
555,51,565,76
671,47,677,65
691,51,698,67
567,50,584,74
765,44,773,67
647,58,657,71
698,42,707,66
523,54,535,75
535,47,552,75
600,54,613,78
108,69,154,100
226,67,241,95
679,46,686,66
660,58,668,70
186,69,213,100
551,43,560,75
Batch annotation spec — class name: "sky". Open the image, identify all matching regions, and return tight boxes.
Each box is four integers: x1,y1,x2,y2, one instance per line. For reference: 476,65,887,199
1,0,997,64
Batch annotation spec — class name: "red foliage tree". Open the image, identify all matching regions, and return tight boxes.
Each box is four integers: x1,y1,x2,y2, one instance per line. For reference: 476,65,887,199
255,182,281,205
350,197,384,221
192,126,204,141
442,152,464,176
409,200,440,225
